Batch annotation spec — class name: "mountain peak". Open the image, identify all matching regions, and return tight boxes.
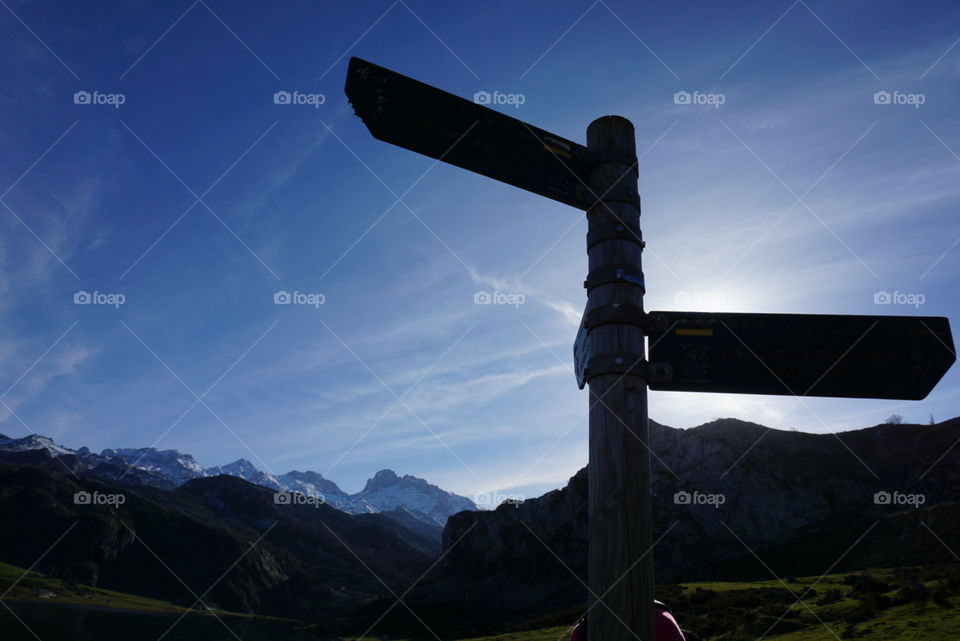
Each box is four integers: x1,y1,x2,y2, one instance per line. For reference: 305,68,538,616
222,458,257,472
692,417,772,435
0,434,76,457
358,469,476,523
100,446,206,484
363,469,404,492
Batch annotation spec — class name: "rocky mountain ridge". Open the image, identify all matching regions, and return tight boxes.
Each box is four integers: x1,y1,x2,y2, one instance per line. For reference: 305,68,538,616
0,433,477,525
372,417,960,633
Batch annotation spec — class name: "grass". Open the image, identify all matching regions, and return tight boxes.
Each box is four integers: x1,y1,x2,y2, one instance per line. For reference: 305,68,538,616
0,560,277,619
660,566,960,640
7,561,959,640
344,629,573,641
420,566,960,641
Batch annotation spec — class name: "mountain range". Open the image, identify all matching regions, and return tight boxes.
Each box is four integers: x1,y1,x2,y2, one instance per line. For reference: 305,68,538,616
0,433,477,526
2,417,958,637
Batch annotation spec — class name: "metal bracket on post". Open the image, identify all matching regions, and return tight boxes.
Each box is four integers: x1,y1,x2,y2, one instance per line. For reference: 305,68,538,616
583,303,646,331
574,305,672,389
586,221,644,250
584,265,646,292
582,354,673,385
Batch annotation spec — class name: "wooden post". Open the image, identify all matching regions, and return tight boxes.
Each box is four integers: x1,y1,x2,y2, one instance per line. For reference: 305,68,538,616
585,116,653,641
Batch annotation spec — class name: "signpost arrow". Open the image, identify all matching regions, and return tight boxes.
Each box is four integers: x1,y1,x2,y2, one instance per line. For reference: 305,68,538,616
574,306,591,390
646,311,955,400
345,57,595,210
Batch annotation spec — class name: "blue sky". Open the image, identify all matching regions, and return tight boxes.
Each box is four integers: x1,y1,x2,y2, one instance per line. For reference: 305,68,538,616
1,0,959,502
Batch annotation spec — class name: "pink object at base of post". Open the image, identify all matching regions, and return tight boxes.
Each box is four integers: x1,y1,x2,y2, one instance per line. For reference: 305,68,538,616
569,605,686,641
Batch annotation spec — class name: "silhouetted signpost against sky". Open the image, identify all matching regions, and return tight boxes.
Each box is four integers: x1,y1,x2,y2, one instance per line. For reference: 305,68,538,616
345,57,956,641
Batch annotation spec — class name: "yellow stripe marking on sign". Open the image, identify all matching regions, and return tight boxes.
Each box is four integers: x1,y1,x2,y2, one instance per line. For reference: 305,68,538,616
676,328,713,336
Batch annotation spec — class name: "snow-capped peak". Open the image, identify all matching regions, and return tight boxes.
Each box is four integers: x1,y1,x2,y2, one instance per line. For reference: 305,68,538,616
356,469,476,525
0,434,77,457
205,459,284,491
100,447,206,484
277,470,346,497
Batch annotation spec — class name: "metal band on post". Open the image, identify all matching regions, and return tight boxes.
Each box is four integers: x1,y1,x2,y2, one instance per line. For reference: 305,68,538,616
586,221,643,250
581,355,673,385
584,265,646,292
583,304,647,331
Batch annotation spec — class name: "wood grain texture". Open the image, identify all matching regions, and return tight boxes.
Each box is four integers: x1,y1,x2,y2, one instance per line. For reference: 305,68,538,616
585,116,654,641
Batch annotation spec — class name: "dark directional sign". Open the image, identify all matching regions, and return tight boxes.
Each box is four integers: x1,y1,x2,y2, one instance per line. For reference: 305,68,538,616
647,311,955,400
345,57,594,210
574,305,590,389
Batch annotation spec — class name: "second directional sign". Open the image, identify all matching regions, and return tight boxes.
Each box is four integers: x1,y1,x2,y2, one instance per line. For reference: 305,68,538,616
345,57,594,210
647,311,955,400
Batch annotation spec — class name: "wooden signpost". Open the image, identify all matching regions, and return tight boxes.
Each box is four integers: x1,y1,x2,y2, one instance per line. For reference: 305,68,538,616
345,57,956,641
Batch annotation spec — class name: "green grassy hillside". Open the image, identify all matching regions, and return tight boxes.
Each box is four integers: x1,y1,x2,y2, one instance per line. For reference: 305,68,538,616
664,566,960,640
8,559,959,640
429,565,960,641
0,560,254,617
